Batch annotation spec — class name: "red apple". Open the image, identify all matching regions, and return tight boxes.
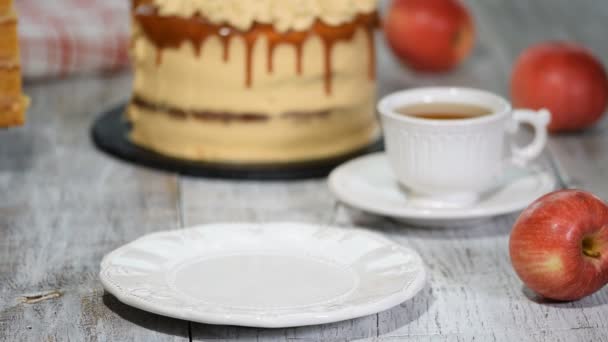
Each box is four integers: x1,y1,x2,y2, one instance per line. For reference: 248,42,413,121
511,42,608,133
384,0,475,72
509,190,608,301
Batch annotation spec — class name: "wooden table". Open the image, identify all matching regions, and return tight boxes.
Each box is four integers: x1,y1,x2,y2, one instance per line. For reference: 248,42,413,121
2,0,607,341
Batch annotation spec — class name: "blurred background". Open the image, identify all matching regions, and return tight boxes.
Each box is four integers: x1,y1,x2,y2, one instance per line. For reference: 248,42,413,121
15,0,130,79
13,0,608,96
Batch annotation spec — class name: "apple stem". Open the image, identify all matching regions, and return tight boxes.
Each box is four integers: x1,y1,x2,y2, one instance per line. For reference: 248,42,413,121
452,30,462,46
582,236,602,259
584,250,601,258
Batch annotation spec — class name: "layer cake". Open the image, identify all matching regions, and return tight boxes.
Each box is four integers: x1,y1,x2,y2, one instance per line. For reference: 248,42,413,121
128,0,380,164
0,0,27,127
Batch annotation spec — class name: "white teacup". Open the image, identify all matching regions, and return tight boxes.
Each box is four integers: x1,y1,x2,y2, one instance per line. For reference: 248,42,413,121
378,87,551,207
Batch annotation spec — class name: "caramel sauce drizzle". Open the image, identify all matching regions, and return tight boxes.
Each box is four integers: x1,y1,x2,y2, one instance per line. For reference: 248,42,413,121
134,5,378,95
131,0,152,10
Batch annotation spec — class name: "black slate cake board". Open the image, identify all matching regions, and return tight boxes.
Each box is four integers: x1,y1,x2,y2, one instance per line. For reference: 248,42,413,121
91,105,384,180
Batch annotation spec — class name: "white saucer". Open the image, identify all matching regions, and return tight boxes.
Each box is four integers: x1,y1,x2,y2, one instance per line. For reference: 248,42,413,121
328,153,557,226
100,222,426,328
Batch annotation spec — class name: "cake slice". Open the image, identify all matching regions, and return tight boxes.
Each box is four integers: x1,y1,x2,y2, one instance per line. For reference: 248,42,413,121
0,0,11,14
0,0,28,127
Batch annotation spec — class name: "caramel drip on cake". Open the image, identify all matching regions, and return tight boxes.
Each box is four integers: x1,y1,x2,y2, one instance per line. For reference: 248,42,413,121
134,5,378,95
221,35,232,62
131,0,153,10
266,30,308,75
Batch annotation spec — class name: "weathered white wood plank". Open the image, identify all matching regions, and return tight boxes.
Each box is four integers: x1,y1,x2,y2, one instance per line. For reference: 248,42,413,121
548,119,608,197
0,75,189,341
355,327,608,342
336,209,608,340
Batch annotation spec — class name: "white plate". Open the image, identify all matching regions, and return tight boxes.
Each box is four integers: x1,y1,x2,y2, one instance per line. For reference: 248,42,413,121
329,153,556,226
100,222,426,328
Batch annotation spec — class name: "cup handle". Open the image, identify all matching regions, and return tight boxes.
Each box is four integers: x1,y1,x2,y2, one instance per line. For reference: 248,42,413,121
507,108,551,166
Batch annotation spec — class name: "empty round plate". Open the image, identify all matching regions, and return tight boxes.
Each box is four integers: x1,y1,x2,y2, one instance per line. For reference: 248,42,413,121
328,153,557,226
100,222,426,328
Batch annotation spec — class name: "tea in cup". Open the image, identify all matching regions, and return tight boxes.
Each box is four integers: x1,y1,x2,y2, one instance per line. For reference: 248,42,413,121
378,87,551,206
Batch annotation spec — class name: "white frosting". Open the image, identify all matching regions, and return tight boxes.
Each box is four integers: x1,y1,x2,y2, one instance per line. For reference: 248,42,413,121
151,0,377,32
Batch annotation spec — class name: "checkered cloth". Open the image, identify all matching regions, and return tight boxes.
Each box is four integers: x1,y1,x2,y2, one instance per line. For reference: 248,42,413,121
16,0,131,79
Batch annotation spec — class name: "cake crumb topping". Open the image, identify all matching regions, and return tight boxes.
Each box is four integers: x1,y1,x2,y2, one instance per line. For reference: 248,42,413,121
151,0,377,32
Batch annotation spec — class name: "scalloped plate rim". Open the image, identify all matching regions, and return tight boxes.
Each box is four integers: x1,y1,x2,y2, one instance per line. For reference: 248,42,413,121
99,222,427,328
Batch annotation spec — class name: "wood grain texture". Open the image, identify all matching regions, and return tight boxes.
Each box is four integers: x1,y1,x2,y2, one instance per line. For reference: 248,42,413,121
548,118,608,196
1,0,608,341
0,75,188,341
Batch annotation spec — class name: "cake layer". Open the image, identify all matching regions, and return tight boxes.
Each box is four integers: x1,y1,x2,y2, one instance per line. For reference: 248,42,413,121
0,61,21,98
128,99,379,163
0,0,11,14
0,0,27,128
132,8,377,116
0,95,28,127
0,13,19,60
